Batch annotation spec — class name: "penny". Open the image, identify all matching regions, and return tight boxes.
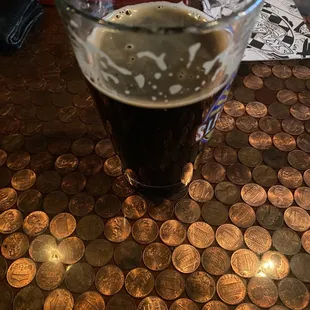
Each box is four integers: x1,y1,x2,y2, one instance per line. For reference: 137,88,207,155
252,64,271,77
268,102,290,120
244,226,271,254
278,167,302,189
65,262,95,293
227,163,251,185
42,120,64,138
137,296,167,310
125,268,154,298
0,282,13,310
203,301,228,310
174,199,200,224
277,89,297,105
272,227,301,255
7,151,30,171
256,204,283,230
187,221,214,248
269,306,289,310
23,211,49,236
236,115,258,133
58,106,79,123
231,249,260,278
234,86,255,103
171,244,200,274
238,147,262,167
261,250,290,280
241,183,267,207
103,155,122,177
272,64,292,78
224,100,245,117
15,102,36,120
246,102,267,118
13,286,44,310
48,137,71,155
58,236,85,265
215,113,235,132
132,218,158,244
78,155,102,176
208,129,224,147
213,145,237,165
68,193,94,217
248,276,278,308
263,147,288,169
292,65,310,79
11,169,36,191
216,224,243,251
87,124,108,140
122,195,147,219
7,257,36,288
61,171,86,194
305,169,310,187
290,253,310,284
273,133,296,153
268,185,293,209
0,209,23,234
279,278,309,310
282,117,304,135
44,289,74,310
71,137,94,157
249,131,272,150
215,182,240,205
0,188,17,211
159,220,186,247
285,77,306,92
302,230,310,254
36,171,61,193
201,161,226,183
299,91,310,106
96,194,121,218
290,103,310,121
297,133,310,153
243,74,263,90
76,214,104,241
1,232,29,260
29,234,57,262
201,200,228,226
2,133,24,152
288,150,310,170
113,240,141,270
85,239,113,268
0,118,20,135
143,243,171,271
72,91,93,107
171,298,199,310
217,274,246,305
229,203,256,228
0,167,12,188
0,149,7,166
188,179,213,202
30,152,54,174
50,213,76,239
95,139,115,158
252,165,277,187
17,189,41,214
284,206,310,232
106,294,137,310
42,191,67,214
112,175,134,197
259,117,281,135
54,154,78,174
201,246,230,276
36,261,65,291
104,217,131,243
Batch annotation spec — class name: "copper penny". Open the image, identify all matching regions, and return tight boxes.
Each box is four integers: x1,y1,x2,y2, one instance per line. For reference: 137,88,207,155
13,286,44,310
241,183,267,207
229,203,256,228
0,209,23,234
259,116,281,134
171,298,199,310
95,139,115,159
243,74,263,90
201,200,228,226
29,234,58,262
2,133,24,152
263,147,288,169
132,218,158,244
201,161,226,183
30,151,54,174
103,155,122,177
17,189,42,213
282,117,304,136
279,278,309,310
291,253,310,283
76,214,104,241
61,171,86,194
261,250,290,280
278,167,302,189
256,204,284,230
215,113,235,132
288,150,310,170
216,224,243,251
36,261,65,291
290,103,310,121
114,240,142,270
11,169,36,191
50,213,76,239
269,306,289,310
244,226,271,254
292,65,310,79
186,271,215,303
272,227,301,255
208,129,224,147
137,296,167,310
284,206,310,232
23,211,49,236
299,91,310,106
159,220,186,247
1,232,29,260
75,291,106,309
68,193,94,217
231,249,260,278
155,269,185,301
0,282,13,310
0,149,7,166
96,194,121,218
215,182,240,205
252,64,271,77
87,124,108,140
201,246,230,275
174,199,201,224
238,147,262,167
187,221,214,248
203,301,228,310
227,163,251,185
71,137,94,157
277,89,297,105
249,131,272,150
104,216,131,243
247,276,278,308
0,188,17,211
36,171,61,193
111,175,134,197
65,262,95,294
43,191,68,215
236,115,258,133
224,100,245,117
44,289,74,310
297,133,310,153
125,268,154,298
7,257,36,288
107,294,135,310
217,274,246,305
58,236,85,265
246,101,267,118
305,169,310,187
171,244,200,274
188,179,213,202
0,118,20,135
302,230,310,254
121,195,147,219
85,239,113,267
7,151,30,170
143,243,171,271
213,145,237,165
252,165,277,187
54,153,78,175
273,132,296,152
272,64,292,78
268,185,293,208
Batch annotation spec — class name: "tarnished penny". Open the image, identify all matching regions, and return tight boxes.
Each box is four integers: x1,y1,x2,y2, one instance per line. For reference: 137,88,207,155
94,194,121,219
148,199,174,221
58,236,85,264
252,165,277,187
114,240,142,269
0,282,13,310
121,195,147,219
107,294,135,310
0,188,17,211
261,251,290,280
36,171,61,194
61,171,86,194
159,220,186,246
65,262,95,294
171,298,199,310
13,286,44,310
85,239,113,267
143,242,171,271
202,201,228,226
7,151,30,170
137,296,167,310
30,152,54,174
172,244,200,273
201,246,230,275
11,169,36,191
132,218,158,244
186,271,215,303
282,117,304,135
231,249,260,278
227,163,251,185
0,149,7,167
272,227,301,255
268,102,290,119
29,234,58,262
188,179,213,202
216,224,243,251
0,256,7,280
7,257,36,288
224,100,245,117
213,145,237,165
208,129,224,147
104,217,131,243
112,175,134,197
0,209,23,234
69,192,94,217
0,167,12,188
216,274,246,305
278,278,309,310
229,203,256,228
290,253,310,283
1,232,29,260
256,204,284,230
236,115,258,133
259,116,281,134
175,199,201,224
294,187,310,210
263,147,288,169
36,261,65,291
125,268,154,298
244,226,271,254
277,89,297,105
71,137,94,157
297,133,310,153
241,183,267,207
76,214,104,241
268,185,293,208
54,153,78,174
155,269,185,300
284,206,310,232
215,182,240,205
187,221,214,248
247,276,278,308
302,230,310,254
278,167,303,189
43,191,68,214
96,265,124,296
78,154,102,175
238,147,262,167
17,189,42,213
50,212,76,239
103,155,122,177
95,139,115,158
44,289,74,310
201,161,226,183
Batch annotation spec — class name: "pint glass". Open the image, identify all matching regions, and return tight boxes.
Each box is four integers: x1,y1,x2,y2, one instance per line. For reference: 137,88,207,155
56,0,263,198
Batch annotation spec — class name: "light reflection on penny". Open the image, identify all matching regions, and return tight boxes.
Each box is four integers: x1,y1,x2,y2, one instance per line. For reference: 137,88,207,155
23,210,49,236
137,296,167,310
11,169,36,191
231,249,260,278
261,251,290,280
96,265,124,296
1,232,29,260
125,268,154,298
216,224,243,251
244,226,272,254
122,195,147,219
143,242,171,271
159,220,186,247
29,234,58,262
58,236,85,265
54,153,78,175
284,206,310,232
104,216,131,243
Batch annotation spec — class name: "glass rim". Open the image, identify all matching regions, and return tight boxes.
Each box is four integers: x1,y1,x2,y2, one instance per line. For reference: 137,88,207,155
58,0,263,33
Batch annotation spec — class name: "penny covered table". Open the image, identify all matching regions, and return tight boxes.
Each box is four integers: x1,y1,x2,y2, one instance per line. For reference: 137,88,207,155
1,7,310,310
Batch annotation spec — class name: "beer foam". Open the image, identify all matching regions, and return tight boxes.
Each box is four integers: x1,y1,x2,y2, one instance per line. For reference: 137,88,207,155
70,1,239,108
